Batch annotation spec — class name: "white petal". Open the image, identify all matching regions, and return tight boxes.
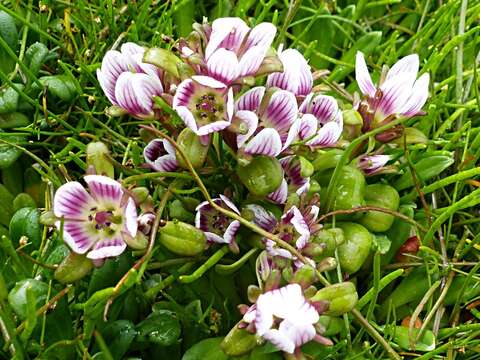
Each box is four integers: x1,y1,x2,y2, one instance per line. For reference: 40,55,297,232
298,114,318,140
192,75,227,89
84,175,123,208
306,121,343,147
236,110,259,147
205,17,249,59
263,90,298,133
174,105,198,133
87,237,127,260
267,178,288,204
243,128,282,157
238,45,266,77
197,120,231,136
386,54,419,88
244,22,277,51
207,48,240,85
401,73,430,116
60,220,99,254
173,79,196,107
219,194,240,214
355,51,376,97
123,197,138,238
378,75,412,117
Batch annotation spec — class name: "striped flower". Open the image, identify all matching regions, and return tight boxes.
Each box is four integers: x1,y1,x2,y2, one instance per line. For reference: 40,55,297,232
53,175,138,260
297,94,343,148
143,139,178,172
203,17,277,86
355,51,429,127
173,76,234,138
357,154,391,176
235,87,300,158
268,156,310,204
242,284,320,354
97,42,164,119
195,195,241,252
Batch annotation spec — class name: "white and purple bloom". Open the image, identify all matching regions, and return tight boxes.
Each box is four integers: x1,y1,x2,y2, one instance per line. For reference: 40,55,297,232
355,51,429,127
267,48,313,98
297,94,343,148
242,284,320,354
173,76,234,138
235,87,300,157
53,175,138,260
203,18,277,86
357,154,391,176
195,195,241,252
143,139,178,172
97,42,164,119
268,156,310,204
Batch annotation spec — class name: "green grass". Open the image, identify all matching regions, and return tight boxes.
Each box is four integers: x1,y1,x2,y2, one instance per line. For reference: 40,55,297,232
0,0,479,359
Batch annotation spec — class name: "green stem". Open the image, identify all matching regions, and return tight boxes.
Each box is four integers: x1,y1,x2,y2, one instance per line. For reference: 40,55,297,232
356,269,404,310
179,246,229,283
145,262,194,300
215,248,259,275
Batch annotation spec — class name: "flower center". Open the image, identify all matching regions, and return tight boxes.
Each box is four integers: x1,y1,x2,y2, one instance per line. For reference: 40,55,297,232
193,92,224,126
88,207,123,235
209,213,229,235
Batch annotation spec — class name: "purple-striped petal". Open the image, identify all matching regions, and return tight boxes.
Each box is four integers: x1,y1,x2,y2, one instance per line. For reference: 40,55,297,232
54,182,95,221
378,75,412,117
287,206,310,249
87,237,127,260
175,106,198,133
205,18,249,59
267,49,312,96
207,48,240,85
224,220,240,244
192,75,227,89
238,45,266,77
219,194,240,214
262,90,298,133
84,175,123,208
236,86,265,112
236,110,259,147
173,79,196,107
308,95,339,124
123,197,138,238
401,73,430,116
268,178,288,204
115,72,162,116
205,232,227,244
245,204,277,232
243,128,282,157
144,139,178,172
298,114,318,140
386,54,419,88
306,121,343,147
61,220,98,254
120,42,144,56
355,52,376,98
358,154,391,175
197,120,231,136
282,118,301,151
263,329,296,354
244,22,277,51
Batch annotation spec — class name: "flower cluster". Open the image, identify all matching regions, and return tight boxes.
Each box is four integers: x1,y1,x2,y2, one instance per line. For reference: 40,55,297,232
47,15,431,357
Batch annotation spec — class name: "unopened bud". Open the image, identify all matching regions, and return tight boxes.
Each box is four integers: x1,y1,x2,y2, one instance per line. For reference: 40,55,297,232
292,265,316,287
176,127,210,169
311,282,358,316
54,252,94,284
221,324,258,356
143,47,181,78
158,220,206,256
247,285,262,303
317,257,337,272
86,142,114,178
40,210,57,226
106,105,128,117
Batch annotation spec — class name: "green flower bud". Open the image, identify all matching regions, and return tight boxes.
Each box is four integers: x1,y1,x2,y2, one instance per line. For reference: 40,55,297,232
311,228,345,260
176,127,210,169
247,285,262,303
237,156,283,197
255,53,284,76
359,184,400,232
86,142,114,178
331,166,366,213
311,282,358,316
298,156,314,177
158,220,206,256
143,47,181,78
317,257,337,272
292,265,316,287
221,325,258,356
177,62,196,80
337,222,373,274
131,187,149,204
54,252,94,284
105,105,128,117
124,233,149,250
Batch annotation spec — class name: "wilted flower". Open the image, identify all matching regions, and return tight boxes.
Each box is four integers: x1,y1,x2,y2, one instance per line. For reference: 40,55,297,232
143,139,178,172
203,18,277,86
53,175,138,260
173,76,234,138
195,195,241,252
357,154,391,176
235,87,300,158
242,284,320,354
268,156,310,204
298,94,343,148
355,51,429,128
97,42,164,119
267,48,313,98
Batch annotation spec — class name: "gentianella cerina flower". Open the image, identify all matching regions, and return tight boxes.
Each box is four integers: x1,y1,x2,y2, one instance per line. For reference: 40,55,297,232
195,195,241,252
242,283,322,354
53,175,138,260
143,138,178,172
97,42,164,119
268,156,311,204
203,17,277,86
355,51,430,129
